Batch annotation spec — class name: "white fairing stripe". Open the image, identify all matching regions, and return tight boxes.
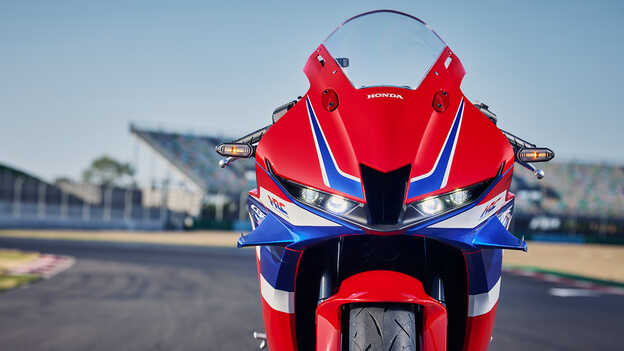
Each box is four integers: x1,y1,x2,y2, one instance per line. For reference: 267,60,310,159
260,273,295,314
307,102,330,187
429,192,508,229
259,187,340,227
440,107,463,188
468,277,501,317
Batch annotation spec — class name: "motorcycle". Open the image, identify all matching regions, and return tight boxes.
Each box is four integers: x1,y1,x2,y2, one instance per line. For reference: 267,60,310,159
216,9,553,351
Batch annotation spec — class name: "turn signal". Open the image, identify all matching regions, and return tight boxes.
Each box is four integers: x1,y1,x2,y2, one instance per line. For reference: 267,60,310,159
517,148,554,163
215,143,254,158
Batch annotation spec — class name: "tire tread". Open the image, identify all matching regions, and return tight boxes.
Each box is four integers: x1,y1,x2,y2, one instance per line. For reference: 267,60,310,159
348,304,417,351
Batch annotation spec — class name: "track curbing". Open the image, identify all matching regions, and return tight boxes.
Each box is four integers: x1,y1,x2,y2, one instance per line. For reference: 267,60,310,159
8,254,75,279
503,266,624,296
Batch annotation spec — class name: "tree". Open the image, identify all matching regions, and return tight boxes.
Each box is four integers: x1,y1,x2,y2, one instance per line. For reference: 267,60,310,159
82,156,135,186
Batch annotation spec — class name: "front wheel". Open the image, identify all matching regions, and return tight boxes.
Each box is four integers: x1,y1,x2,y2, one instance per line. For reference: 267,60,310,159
348,304,418,351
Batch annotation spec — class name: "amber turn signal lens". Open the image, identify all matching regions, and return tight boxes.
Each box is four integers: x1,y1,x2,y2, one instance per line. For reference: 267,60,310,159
215,143,254,158
517,148,554,163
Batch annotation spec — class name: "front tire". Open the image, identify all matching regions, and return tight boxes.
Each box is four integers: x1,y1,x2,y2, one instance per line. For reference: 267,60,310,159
348,304,418,351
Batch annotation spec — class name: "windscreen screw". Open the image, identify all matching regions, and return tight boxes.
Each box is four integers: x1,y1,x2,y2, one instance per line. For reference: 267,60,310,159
433,90,449,112
321,89,339,112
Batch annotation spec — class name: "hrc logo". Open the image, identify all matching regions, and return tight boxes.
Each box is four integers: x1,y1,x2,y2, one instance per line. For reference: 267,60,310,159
268,196,288,216
480,198,500,219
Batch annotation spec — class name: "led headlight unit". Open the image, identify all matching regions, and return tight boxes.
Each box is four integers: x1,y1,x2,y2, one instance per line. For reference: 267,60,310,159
269,161,491,230
402,180,490,226
278,178,369,225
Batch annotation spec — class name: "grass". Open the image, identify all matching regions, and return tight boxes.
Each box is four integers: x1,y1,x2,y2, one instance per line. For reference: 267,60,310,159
0,274,40,292
0,249,40,271
0,249,42,292
503,241,624,284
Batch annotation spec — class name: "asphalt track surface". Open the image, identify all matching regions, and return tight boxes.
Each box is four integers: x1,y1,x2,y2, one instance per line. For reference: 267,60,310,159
0,238,621,351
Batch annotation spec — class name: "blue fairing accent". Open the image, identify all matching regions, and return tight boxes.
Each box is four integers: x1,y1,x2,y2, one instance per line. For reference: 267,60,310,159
247,196,267,229
306,98,364,200
407,99,464,199
465,248,502,295
238,211,360,249
412,215,526,252
473,216,527,251
259,246,301,292
238,212,297,247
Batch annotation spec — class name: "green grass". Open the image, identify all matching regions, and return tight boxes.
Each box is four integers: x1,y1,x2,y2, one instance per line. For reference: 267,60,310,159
0,249,42,292
0,274,40,292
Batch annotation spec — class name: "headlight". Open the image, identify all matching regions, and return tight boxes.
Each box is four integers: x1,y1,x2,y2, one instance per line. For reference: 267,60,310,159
419,197,444,214
402,181,489,226
271,161,490,229
279,178,369,225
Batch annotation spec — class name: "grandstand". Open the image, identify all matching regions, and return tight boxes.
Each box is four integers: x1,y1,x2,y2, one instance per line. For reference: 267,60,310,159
129,124,256,228
512,162,624,218
130,124,254,196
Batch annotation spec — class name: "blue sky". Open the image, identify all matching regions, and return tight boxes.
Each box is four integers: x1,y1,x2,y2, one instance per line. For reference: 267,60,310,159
1,0,623,182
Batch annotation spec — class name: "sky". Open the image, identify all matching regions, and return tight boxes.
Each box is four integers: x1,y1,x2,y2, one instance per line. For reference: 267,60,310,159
1,0,623,183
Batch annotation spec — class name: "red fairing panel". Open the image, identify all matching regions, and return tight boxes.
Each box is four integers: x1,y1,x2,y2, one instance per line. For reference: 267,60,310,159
255,44,514,204
260,299,298,351
255,247,298,351
316,271,447,351
464,304,498,351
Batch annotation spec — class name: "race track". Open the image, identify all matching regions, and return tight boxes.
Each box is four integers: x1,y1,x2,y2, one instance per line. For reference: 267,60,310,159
0,238,620,351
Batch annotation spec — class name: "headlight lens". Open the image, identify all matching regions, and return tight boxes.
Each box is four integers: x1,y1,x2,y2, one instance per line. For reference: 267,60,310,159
301,188,319,203
279,178,368,224
449,189,469,205
419,197,444,214
271,162,490,229
326,195,350,214
403,181,489,226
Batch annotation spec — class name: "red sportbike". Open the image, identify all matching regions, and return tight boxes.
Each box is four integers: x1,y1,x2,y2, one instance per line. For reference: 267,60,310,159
217,9,553,351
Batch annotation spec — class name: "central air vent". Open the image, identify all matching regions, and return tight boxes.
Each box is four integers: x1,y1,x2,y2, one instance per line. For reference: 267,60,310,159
360,164,411,225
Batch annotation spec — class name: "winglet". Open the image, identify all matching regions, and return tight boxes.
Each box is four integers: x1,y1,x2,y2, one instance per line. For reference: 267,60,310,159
473,216,527,251
237,212,296,248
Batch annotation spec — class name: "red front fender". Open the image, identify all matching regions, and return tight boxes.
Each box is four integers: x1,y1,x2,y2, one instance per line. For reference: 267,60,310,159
316,270,447,351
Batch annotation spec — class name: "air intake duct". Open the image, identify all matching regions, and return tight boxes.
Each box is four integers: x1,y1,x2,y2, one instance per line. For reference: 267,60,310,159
360,164,411,225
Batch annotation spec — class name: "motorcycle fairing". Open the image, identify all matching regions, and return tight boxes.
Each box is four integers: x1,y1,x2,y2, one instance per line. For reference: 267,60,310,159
245,11,522,351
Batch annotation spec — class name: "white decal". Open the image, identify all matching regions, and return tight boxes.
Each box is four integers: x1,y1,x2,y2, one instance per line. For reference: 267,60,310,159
367,93,404,99
429,191,508,229
259,187,340,227
260,274,295,314
468,277,500,317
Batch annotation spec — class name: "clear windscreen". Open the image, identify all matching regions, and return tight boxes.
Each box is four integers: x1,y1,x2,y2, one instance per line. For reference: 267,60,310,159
323,10,446,90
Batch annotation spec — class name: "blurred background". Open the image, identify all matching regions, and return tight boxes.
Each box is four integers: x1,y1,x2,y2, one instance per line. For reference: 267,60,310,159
0,1,623,350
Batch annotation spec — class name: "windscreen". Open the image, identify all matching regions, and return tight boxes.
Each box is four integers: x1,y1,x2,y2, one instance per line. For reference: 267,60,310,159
323,10,446,90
